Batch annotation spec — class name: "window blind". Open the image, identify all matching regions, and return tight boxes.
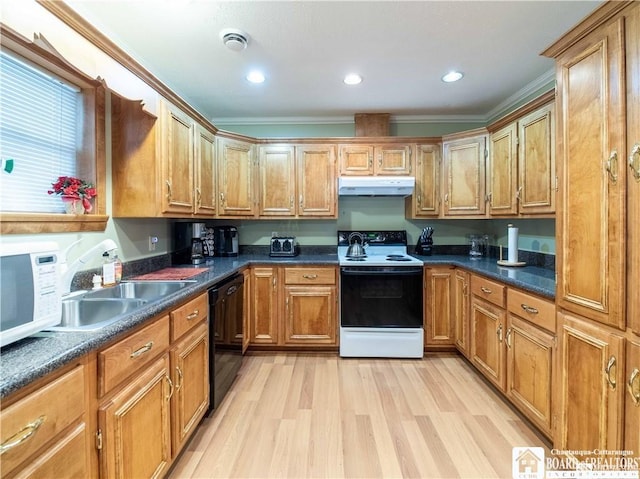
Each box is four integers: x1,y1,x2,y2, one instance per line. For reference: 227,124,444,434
0,51,80,213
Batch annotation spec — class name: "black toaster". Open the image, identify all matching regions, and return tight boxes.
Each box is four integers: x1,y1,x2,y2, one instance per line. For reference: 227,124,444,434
269,237,299,257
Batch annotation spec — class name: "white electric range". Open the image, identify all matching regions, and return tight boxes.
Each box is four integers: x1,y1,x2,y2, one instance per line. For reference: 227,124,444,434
337,230,424,358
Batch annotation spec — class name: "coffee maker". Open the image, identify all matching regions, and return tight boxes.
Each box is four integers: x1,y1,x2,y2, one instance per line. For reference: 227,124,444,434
173,222,208,265
213,226,239,257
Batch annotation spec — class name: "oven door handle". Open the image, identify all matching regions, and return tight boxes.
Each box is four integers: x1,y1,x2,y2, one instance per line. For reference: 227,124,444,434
340,267,423,275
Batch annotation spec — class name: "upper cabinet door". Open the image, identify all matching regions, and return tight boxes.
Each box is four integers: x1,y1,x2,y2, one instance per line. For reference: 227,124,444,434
554,17,626,329
297,145,337,217
518,103,556,215
217,138,256,217
375,144,412,175
488,123,518,215
193,124,216,216
407,144,440,217
339,145,374,175
258,145,296,216
442,132,488,216
160,101,194,214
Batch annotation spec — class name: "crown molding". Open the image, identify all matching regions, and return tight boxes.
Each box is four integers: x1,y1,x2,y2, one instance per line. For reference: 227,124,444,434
484,68,555,121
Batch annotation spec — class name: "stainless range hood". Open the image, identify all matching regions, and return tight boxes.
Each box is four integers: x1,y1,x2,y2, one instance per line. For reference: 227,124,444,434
338,176,415,197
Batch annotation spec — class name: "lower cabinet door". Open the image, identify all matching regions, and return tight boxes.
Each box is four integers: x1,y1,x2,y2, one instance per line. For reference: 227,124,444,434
505,315,554,438
625,335,640,453
171,321,209,457
556,312,625,455
425,267,455,347
283,285,336,345
99,354,172,479
453,269,470,357
471,296,506,391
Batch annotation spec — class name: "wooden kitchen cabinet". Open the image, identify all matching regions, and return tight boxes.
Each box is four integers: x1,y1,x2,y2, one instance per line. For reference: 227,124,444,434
545,5,626,329
193,123,217,216
505,289,556,438
339,143,412,176
453,269,470,357
217,136,256,217
283,267,337,345
555,312,625,455
111,96,217,218
170,321,209,457
424,267,455,348
160,100,195,215
471,293,506,391
488,122,518,215
0,361,89,479
98,354,172,479
296,144,337,217
442,129,488,216
250,267,280,344
258,145,296,216
487,96,555,217
257,144,337,218
625,336,640,454
405,143,441,218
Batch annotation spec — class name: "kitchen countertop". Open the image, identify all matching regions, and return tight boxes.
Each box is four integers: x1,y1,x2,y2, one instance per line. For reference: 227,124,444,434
0,253,554,399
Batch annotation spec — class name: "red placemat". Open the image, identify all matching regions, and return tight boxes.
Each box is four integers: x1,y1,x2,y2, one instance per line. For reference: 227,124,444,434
131,267,207,280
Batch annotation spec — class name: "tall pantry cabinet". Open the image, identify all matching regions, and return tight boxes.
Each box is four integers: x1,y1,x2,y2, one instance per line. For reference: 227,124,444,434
543,0,639,455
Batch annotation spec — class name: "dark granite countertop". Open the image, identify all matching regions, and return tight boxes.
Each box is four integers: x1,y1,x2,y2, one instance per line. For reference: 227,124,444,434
0,252,554,399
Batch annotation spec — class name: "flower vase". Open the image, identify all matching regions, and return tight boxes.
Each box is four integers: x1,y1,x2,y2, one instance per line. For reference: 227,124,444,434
62,196,85,215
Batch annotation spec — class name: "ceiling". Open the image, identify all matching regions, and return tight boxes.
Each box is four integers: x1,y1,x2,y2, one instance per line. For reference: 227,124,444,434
65,0,602,125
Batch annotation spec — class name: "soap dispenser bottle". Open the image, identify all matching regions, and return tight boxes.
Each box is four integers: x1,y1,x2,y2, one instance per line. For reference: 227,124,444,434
113,251,123,283
102,251,116,287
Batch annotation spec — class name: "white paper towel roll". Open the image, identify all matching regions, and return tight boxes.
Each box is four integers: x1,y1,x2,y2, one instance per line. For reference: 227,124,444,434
508,225,518,263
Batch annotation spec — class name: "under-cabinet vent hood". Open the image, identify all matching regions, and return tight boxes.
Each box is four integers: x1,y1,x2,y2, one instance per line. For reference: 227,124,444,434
338,176,415,197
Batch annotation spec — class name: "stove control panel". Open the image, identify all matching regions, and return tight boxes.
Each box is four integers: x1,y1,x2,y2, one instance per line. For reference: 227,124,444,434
337,230,407,246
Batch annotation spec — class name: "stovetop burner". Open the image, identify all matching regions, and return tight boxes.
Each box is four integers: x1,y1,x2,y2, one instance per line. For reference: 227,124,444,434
387,255,412,262
346,257,367,261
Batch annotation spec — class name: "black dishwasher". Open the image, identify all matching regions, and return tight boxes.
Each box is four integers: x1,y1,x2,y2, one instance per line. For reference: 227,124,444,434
208,273,244,413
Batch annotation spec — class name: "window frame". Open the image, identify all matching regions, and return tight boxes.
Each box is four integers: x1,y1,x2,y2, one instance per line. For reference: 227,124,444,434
0,24,108,234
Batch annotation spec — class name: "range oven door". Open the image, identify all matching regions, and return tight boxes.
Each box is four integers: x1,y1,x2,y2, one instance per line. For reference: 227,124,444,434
340,266,423,328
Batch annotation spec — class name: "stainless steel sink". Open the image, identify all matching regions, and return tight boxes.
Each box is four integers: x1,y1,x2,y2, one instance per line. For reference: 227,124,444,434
83,280,195,301
50,298,148,331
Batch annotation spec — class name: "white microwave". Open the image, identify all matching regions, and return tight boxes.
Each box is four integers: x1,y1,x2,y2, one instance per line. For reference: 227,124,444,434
0,242,62,347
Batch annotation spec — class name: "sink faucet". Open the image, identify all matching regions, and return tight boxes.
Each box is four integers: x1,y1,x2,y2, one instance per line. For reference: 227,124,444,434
60,239,118,296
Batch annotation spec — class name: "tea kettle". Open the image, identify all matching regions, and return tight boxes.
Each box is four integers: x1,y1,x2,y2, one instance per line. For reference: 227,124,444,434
346,232,367,257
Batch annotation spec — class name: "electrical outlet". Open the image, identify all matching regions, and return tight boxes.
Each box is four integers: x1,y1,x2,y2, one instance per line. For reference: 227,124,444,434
149,235,158,251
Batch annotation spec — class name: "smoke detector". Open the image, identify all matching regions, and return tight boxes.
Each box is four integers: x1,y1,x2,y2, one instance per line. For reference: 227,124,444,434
220,28,249,52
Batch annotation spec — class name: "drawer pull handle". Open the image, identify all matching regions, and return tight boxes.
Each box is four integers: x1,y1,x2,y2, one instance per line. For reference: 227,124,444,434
0,415,46,455
481,287,492,294
520,304,539,315
130,341,154,358
628,368,640,406
605,355,617,389
505,327,512,348
186,310,199,320
302,274,318,280
496,324,503,343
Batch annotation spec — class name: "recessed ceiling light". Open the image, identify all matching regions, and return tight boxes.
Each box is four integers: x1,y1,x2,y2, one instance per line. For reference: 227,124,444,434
246,70,265,84
442,71,464,83
343,73,362,85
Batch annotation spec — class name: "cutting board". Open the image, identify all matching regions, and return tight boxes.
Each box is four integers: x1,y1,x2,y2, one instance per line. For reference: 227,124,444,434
131,267,207,281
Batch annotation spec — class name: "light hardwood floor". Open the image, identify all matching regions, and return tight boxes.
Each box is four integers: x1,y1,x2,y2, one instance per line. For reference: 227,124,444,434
169,352,550,479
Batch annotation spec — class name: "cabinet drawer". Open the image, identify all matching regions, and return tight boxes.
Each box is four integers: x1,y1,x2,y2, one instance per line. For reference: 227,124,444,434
471,275,506,308
1,365,85,476
508,288,556,333
284,267,336,285
171,292,208,340
99,315,170,396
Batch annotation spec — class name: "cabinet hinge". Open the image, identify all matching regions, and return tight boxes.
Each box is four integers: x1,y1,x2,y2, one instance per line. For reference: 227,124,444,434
484,149,488,160
96,429,103,450
555,175,559,192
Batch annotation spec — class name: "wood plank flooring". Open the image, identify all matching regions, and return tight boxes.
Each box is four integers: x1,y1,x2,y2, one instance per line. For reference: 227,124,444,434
168,352,550,479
